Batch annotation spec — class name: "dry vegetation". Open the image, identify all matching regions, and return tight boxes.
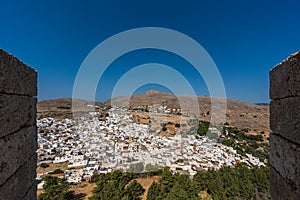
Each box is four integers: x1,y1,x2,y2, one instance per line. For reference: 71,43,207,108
108,90,270,134
198,191,213,200
126,176,161,200
37,98,104,119
135,176,161,200
38,90,269,134
38,176,159,200
37,161,69,174
70,182,97,200
37,182,96,200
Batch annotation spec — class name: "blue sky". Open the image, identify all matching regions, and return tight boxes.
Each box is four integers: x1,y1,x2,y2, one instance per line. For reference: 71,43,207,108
0,0,299,103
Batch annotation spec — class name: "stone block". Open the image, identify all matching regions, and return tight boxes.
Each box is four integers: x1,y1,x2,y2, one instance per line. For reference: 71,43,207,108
0,94,36,138
0,154,36,200
270,51,300,100
0,49,37,96
270,97,300,145
0,126,37,186
22,182,37,200
270,133,300,188
270,167,299,200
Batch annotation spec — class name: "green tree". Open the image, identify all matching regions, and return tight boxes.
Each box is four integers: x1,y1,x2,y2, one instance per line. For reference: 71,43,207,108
197,121,209,136
48,168,64,174
40,163,49,168
38,176,74,200
90,170,138,200
147,182,161,200
124,180,145,200
165,183,189,200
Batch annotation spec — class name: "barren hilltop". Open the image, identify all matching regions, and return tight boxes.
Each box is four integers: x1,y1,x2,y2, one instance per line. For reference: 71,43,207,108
38,90,269,134
37,98,105,119
106,90,269,132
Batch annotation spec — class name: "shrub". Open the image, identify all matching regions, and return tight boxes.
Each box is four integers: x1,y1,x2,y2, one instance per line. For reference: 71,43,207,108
48,169,64,174
175,123,181,128
40,163,49,168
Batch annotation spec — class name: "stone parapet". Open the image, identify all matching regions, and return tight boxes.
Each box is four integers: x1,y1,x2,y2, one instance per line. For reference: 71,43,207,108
0,49,37,200
270,50,300,199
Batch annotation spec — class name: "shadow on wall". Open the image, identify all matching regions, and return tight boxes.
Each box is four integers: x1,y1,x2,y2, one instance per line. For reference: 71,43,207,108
0,49,37,200
270,50,300,199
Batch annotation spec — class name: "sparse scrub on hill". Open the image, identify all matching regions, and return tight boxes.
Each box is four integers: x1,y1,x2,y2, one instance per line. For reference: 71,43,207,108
48,168,64,174
128,162,144,173
145,164,162,172
221,127,269,163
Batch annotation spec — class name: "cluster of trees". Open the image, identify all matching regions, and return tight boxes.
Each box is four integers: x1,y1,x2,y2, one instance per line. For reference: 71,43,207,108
147,168,199,200
89,170,145,200
193,164,270,199
147,164,270,200
39,164,270,200
38,176,74,200
197,120,210,136
196,120,220,139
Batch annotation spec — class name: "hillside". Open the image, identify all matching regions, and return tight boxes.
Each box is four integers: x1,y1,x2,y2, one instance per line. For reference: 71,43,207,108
106,90,270,133
37,98,105,120
37,90,269,133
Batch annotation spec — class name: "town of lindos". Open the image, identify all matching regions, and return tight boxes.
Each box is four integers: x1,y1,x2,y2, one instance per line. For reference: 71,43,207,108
35,91,271,199
1,1,299,199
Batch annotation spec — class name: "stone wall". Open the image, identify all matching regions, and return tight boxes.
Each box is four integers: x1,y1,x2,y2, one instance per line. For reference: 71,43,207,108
0,49,37,199
270,51,300,199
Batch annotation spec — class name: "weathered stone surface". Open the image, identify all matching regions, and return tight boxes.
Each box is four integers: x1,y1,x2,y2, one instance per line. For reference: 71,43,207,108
0,49,37,96
0,50,37,199
22,182,37,200
0,126,37,186
0,94,36,138
270,167,299,200
270,51,300,100
270,51,300,199
270,133,300,188
270,97,300,145
0,154,36,200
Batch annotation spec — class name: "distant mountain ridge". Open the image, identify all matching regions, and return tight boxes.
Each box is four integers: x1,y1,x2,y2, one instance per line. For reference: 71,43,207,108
37,98,104,119
38,90,270,133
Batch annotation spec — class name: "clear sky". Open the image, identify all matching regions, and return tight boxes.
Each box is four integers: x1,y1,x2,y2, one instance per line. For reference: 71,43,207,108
0,0,299,103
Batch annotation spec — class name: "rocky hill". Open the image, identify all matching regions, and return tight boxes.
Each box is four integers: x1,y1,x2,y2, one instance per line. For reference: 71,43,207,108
38,90,269,133
106,90,270,133
37,98,105,120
